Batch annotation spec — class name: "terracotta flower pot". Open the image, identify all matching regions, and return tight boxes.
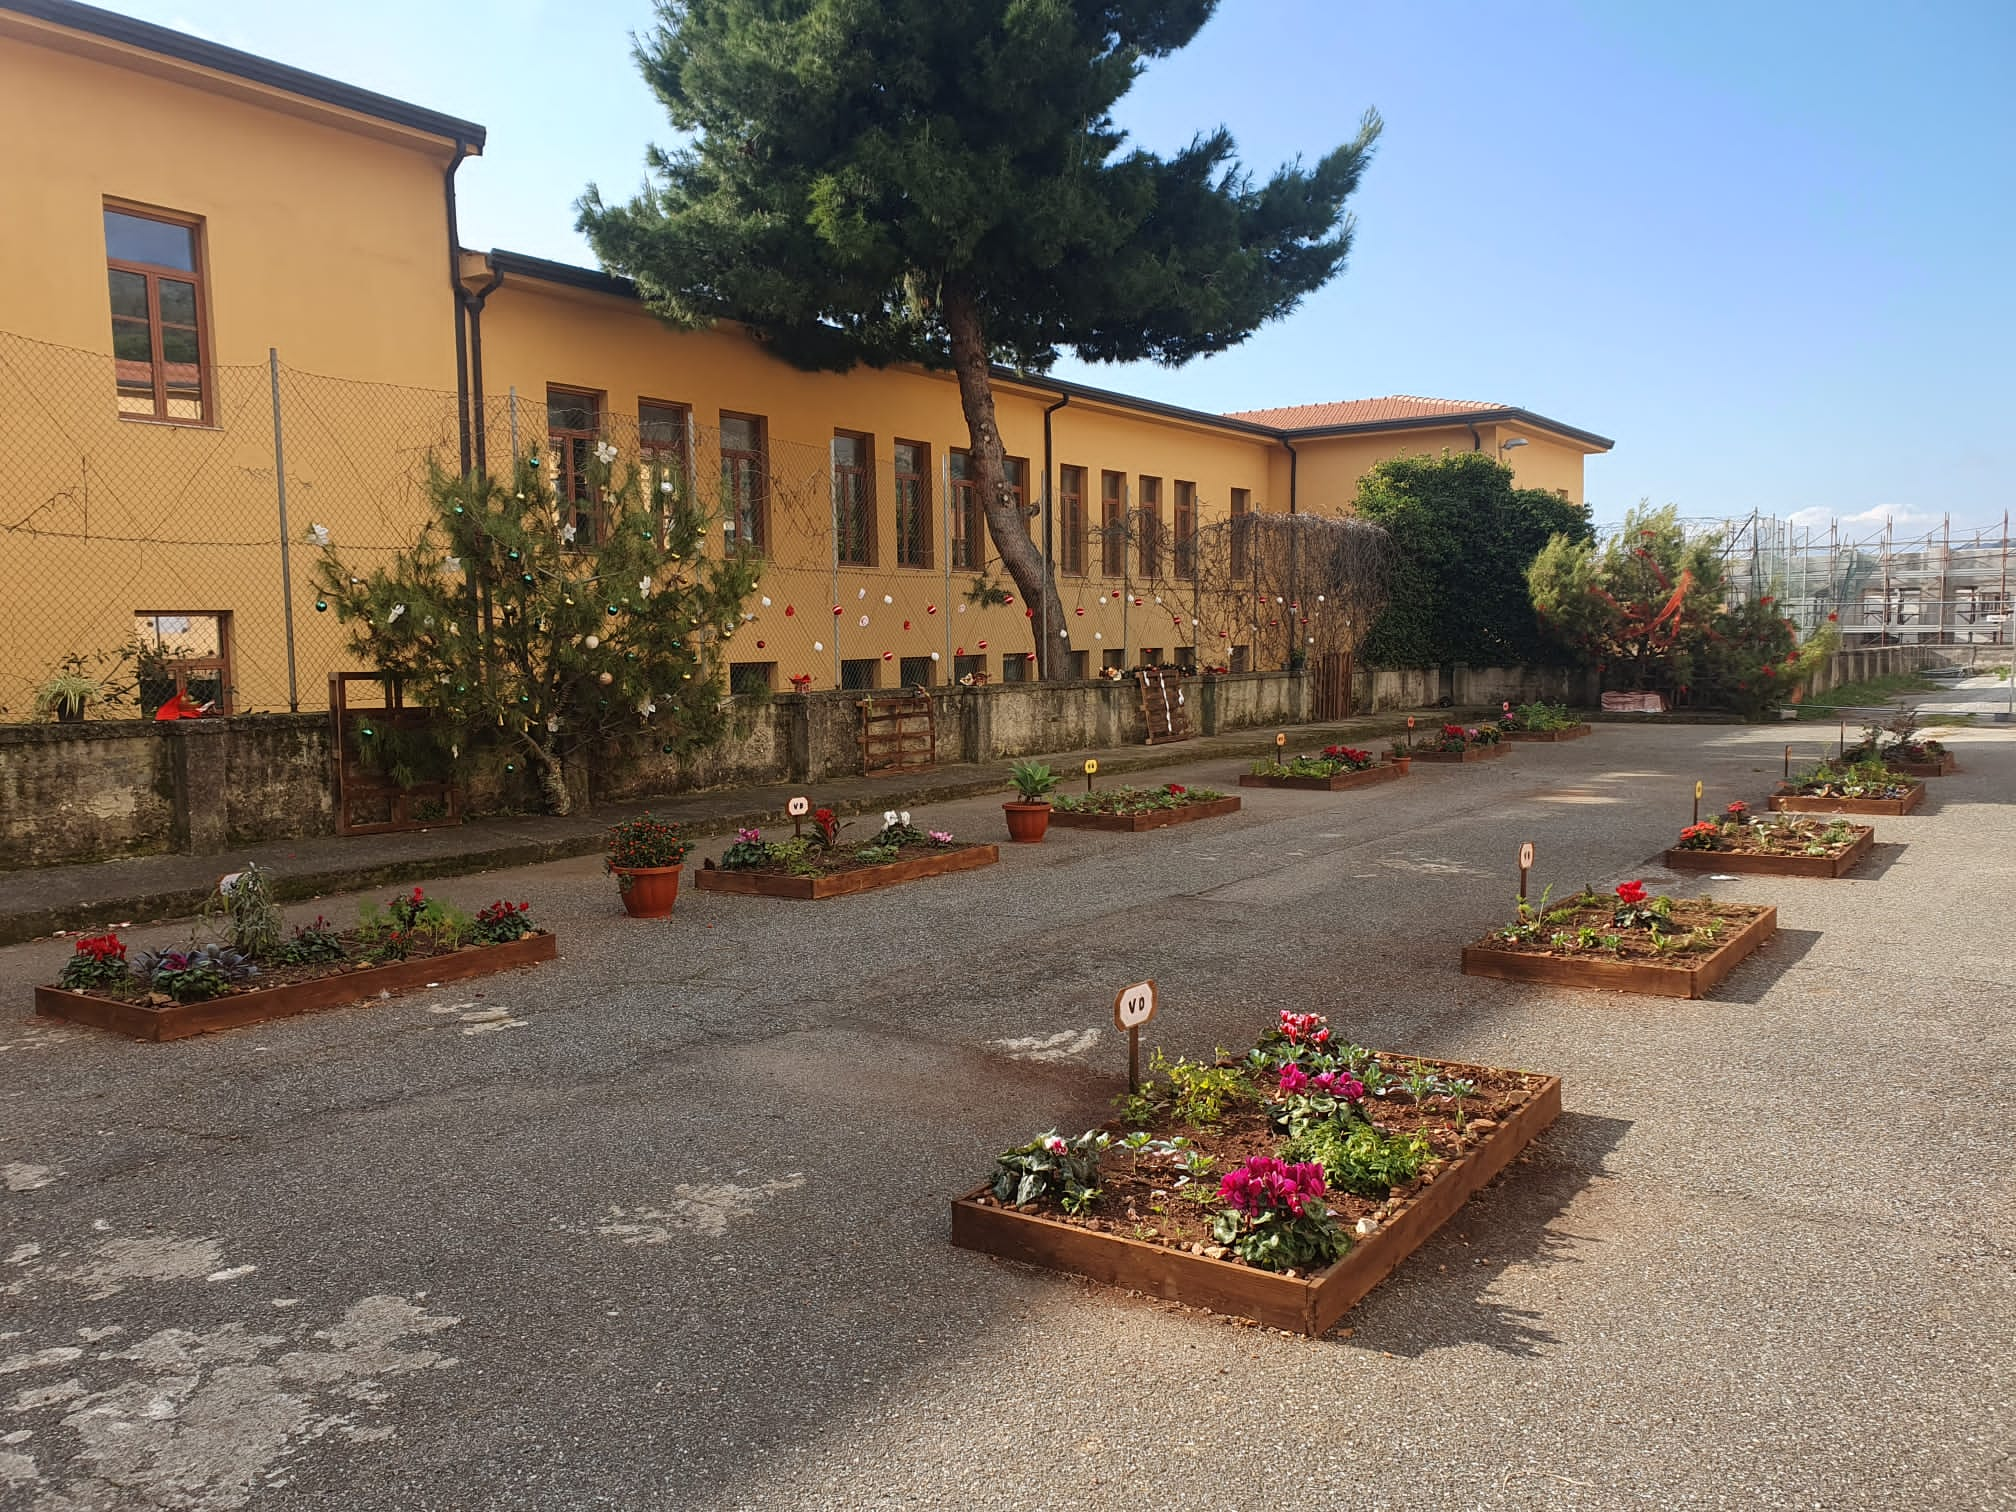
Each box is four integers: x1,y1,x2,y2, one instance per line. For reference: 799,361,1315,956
612,864,682,918
1386,755,1412,774
1002,801,1052,843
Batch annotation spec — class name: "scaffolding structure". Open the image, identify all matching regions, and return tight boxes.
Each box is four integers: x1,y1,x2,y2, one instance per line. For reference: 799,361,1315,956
1599,513,2013,650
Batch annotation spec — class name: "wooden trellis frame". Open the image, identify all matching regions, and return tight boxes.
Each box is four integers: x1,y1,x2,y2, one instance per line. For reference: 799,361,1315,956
858,692,937,776
329,673,463,836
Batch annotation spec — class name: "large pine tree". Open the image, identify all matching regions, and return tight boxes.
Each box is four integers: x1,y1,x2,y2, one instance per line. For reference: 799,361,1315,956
579,0,1380,677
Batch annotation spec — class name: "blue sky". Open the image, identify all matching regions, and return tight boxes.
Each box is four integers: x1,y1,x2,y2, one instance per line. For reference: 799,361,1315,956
134,0,2013,536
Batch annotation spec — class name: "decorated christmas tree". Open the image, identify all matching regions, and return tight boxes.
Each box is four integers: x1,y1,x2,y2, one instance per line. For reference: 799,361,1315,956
312,450,761,813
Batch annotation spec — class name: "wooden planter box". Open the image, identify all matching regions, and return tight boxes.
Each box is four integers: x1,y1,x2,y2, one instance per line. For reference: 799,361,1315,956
1238,764,1402,793
1769,783,1924,817
35,933,558,1042
952,1063,1562,1336
1501,724,1593,743
1048,795,1242,832
1460,906,1776,999
695,843,998,899
1889,753,1956,777
1406,743,1510,764
1662,825,1874,879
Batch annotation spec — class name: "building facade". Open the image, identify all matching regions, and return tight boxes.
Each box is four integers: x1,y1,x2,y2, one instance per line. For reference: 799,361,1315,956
0,0,1610,717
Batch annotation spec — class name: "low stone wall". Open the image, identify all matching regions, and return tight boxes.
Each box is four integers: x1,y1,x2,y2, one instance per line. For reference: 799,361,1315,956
1802,644,1938,698
0,664,1570,867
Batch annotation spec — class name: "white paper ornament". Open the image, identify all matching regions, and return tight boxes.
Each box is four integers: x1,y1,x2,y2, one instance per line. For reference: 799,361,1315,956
882,594,893,605
858,615,870,627
813,640,824,652
585,635,600,649
929,651,940,661
857,587,867,599
761,596,772,607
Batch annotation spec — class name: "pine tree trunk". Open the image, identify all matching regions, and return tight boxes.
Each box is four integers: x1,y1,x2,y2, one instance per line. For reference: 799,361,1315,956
942,282,1069,680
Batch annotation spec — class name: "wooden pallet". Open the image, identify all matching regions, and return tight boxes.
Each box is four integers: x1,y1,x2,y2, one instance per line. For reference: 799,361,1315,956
1136,668,1193,745
858,692,936,775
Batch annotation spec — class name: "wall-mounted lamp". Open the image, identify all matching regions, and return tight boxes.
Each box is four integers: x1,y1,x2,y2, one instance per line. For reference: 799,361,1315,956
1499,436,1529,454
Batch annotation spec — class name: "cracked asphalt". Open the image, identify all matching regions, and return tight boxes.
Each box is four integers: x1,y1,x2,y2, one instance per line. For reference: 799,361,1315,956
1,721,2010,1511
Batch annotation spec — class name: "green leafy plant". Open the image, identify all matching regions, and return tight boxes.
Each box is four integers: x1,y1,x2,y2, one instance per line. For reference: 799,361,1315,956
201,863,283,960
1052,783,1222,815
719,827,771,871
276,915,348,965
1282,1121,1435,1200
1007,760,1059,802
129,944,257,1002
992,1129,1110,1214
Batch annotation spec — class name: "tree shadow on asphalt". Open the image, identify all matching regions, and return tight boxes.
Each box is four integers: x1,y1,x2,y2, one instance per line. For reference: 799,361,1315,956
1326,1110,1631,1359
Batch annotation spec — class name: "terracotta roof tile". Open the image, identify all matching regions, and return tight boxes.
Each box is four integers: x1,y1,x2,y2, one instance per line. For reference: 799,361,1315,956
1224,395,1508,429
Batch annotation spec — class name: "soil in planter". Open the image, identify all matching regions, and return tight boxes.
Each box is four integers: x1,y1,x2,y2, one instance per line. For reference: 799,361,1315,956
1051,785,1226,817
1471,891,1770,964
1674,816,1868,860
707,839,984,881
989,1055,1544,1256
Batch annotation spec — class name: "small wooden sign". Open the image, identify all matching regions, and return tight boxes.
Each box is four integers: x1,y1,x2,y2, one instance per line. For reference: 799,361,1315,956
1113,979,1158,1030
1083,758,1098,775
1275,732,1287,748
786,796,811,817
1518,842,1534,903
1693,778,1703,824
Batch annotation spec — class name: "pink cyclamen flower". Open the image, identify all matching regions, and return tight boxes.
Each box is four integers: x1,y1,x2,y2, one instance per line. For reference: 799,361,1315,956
1313,1070,1364,1101
928,829,954,844
1277,1064,1310,1096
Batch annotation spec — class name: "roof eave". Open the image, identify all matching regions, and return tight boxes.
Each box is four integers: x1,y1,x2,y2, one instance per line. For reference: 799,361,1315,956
1279,408,1614,452
1,0,486,147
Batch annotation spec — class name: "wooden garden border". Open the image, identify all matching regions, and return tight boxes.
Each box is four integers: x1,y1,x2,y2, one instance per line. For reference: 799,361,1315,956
1048,795,1242,832
695,844,998,899
1459,906,1777,999
1769,784,1924,817
1238,764,1403,793
1407,743,1511,764
951,1060,1563,1336
36,933,558,1042
1662,825,1874,879
1501,725,1594,743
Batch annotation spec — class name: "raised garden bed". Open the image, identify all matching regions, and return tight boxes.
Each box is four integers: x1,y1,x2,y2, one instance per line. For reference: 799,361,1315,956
1050,785,1240,832
1840,745,1955,777
1461,883,1776,998
951,1028,1560,1336
1664,816,1874,878
1500,724,1592,743
1770,782,1923,817
697,843,997,899
1406,742,1509,764
1239,764,1402,793
37,933,556,1042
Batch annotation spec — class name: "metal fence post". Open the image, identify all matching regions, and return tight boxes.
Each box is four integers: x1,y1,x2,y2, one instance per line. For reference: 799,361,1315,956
269,348,300,712
508,385,519,463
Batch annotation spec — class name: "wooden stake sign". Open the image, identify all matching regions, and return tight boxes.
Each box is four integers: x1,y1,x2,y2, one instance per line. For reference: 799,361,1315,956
1693,778,1704,825
1784,744,1792,779
1083,757,1098,793
1113,979,1158,1092
787,794,810,840
1518,842,1534,904
1405,715,1415,752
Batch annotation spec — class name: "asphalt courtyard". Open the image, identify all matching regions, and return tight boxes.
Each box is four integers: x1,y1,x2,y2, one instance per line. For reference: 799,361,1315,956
2,721,2010,1511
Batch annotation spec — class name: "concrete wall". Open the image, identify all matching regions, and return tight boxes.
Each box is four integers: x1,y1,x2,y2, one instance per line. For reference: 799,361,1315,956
1801,644,1938,699
0,664,1572,868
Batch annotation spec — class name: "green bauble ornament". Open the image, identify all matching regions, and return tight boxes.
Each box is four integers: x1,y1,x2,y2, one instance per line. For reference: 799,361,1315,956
521,573,534,584
314,598,327,612
504,762,515,773
598,698,609,708
455,684,467,693
607,605,619,616
360,726,375,739
507,549,520,562
452,504,464,515
518,693,530,704
661,742,674,754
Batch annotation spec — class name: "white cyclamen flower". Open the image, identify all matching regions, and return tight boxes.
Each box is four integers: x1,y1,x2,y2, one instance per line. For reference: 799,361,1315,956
883,810,898,827
899,811,911,826
1042,1136,1067,1155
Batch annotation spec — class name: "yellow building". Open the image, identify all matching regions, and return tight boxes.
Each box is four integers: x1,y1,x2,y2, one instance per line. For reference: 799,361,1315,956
0,0,1610,716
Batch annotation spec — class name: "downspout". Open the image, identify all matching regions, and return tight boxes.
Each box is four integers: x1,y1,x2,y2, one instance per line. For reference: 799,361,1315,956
444,138,473,475
464,264,506,474
1466,422,1482,452
1042,392,1071,677
1282,435,1299,672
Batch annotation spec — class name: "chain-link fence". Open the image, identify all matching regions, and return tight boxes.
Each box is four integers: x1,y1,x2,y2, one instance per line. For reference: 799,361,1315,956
1,328,1400,722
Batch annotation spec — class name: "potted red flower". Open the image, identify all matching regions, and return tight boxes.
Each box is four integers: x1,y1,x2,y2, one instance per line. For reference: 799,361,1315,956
605,812,691,918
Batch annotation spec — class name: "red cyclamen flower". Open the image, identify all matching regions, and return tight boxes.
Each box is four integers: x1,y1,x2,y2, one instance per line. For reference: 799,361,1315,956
1615,880,1648,906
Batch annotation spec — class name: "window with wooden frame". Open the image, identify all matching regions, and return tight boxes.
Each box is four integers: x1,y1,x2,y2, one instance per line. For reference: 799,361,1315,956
546,387,603,544
949,449,981,570
1230,487,1252,578
1100,470,1126,576
1058,465,1087,575
1173,480,1197,579
720,412,768,552
1005,457,1031,539
893,439,932,568
638,399,690,506
132,611,233,715
833,431,875,566
105,206,209,423
1137,475,1162,578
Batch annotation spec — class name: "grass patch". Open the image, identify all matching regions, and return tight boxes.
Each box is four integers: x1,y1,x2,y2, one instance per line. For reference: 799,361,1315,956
1798,673,1941,711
